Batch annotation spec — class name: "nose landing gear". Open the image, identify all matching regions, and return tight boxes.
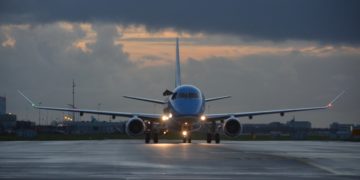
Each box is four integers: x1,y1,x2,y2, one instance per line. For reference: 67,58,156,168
181,122,192,143
182,130,192,143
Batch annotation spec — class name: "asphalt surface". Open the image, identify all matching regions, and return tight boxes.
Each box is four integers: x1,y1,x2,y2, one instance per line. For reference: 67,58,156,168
0,140,359,179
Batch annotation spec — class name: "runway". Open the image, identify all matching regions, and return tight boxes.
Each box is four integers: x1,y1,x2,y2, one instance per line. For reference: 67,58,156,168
0,140,359,179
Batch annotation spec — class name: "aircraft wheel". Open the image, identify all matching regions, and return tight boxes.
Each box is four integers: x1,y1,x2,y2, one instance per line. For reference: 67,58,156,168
215,133,220,144
206,133,212,143
182,138,186,143
153,133,159,143
187,137,192,143
145,133,151,144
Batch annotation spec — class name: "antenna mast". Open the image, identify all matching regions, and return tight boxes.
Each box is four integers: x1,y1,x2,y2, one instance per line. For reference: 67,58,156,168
72,79,76,121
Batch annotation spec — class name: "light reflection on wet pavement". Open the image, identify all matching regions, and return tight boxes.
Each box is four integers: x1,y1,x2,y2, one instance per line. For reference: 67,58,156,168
0,140,359,179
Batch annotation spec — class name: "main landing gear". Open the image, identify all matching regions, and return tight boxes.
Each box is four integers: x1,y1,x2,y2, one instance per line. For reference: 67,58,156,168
144,121,159,144
206,133,220,144
206,121,221,144
145,132,159,144
145,132,150,143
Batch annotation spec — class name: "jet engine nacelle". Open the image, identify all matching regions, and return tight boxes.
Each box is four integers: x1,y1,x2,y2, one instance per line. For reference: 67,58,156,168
125,117,145,136
223,117,242,137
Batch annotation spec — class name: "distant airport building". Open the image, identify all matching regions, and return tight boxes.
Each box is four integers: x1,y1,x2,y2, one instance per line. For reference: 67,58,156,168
0,113,37,137
286,118,311,130
0,113,17,133
286,118,311,140
241,118,312,139
15,120,37,138
352,125,360,138
330,122,353,139
0,96,6,115
57,116,125,134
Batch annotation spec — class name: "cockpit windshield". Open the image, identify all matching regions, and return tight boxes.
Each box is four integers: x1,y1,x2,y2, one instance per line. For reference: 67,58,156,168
172,92,199,100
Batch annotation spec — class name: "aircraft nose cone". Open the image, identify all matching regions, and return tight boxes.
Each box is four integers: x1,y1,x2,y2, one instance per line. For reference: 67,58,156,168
173,100,203,116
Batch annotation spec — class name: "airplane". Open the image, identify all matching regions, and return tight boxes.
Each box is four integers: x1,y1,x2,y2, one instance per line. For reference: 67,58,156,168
18,38,344,144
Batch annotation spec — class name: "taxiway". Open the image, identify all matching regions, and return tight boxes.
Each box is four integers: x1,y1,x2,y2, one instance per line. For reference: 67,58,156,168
0,140,359,179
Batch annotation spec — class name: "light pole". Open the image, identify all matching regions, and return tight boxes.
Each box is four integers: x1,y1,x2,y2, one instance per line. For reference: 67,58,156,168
72,79,76,122
97,103,101,120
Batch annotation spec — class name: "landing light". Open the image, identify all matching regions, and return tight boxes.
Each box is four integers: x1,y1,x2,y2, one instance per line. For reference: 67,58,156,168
200,115,206,121
182,131,188,136
64,115,73,121
168,113,172,118
328,103,333,108
162,115,169,121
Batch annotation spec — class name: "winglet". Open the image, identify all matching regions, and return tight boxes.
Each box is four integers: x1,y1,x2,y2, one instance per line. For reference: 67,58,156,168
17,90,36,107
327,91,345,108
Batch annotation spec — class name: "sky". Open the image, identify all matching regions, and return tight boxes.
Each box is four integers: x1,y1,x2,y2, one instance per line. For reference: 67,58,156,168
0,0,359,127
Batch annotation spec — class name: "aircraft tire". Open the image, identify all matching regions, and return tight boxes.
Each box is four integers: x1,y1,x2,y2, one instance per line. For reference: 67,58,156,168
206,133,212,143
153,133,159,143
145,133,151,144
215,133,220,144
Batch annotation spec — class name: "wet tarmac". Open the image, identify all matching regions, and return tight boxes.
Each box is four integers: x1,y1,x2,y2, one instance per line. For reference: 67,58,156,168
0,140,359,179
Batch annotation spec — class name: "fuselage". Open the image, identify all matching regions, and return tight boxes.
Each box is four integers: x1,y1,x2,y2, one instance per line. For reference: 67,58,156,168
166,85,205,131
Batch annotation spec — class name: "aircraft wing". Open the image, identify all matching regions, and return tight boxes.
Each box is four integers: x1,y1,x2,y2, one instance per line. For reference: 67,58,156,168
123,95,166,104
206,91,344,121
18,91,161,120
205,96,231,102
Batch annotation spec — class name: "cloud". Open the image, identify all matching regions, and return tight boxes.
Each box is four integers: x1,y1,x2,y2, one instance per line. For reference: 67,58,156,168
58,21,74,32
0,24,29,48
72,23,97,53
0,23,359,127
183,55,360,127
1,0,359,45
113,27,360,66
0,23,138,122
114,25,204,40
1,33,16,48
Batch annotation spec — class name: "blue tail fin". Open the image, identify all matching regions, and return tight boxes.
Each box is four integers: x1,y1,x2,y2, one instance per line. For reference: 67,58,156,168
175,38,182,87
